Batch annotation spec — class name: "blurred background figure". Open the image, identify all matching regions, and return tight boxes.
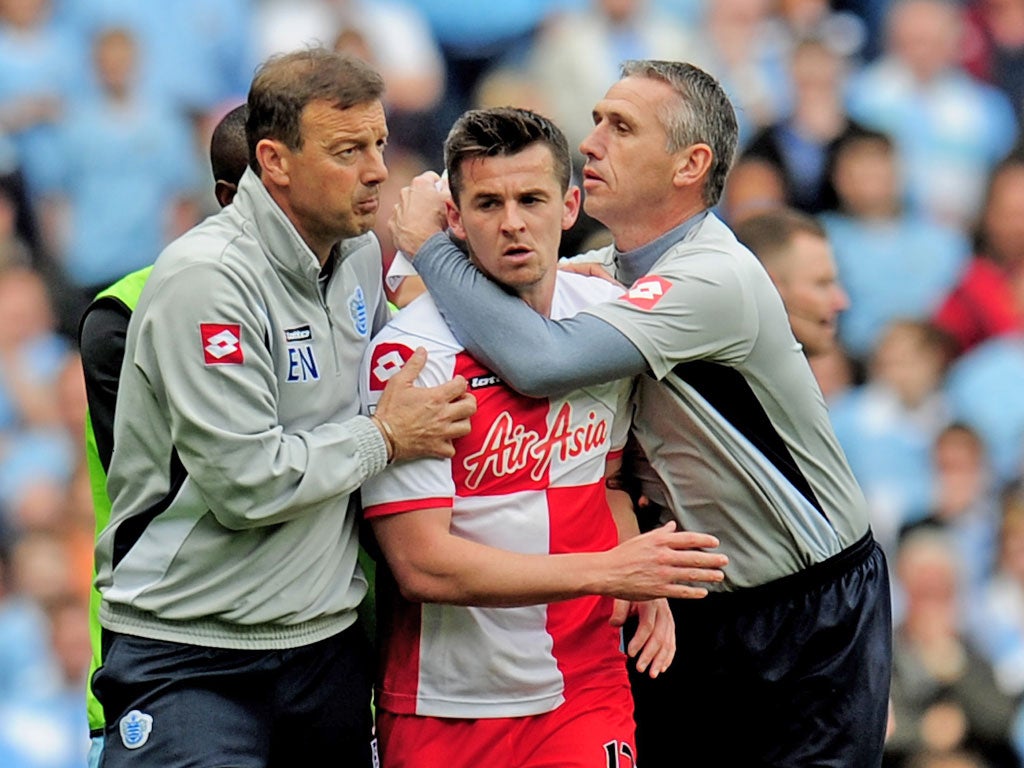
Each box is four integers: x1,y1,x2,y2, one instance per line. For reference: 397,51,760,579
965,484,1024,708
695,0,791,148
934,151,1024,358
830,320,955,555
719,156,787,225
945,331,1024,488
256,0,447,167
961,0,1024,130
820,127,969,368
734,207,849,360
0,0,74,203
529,0,704,165
740,37,864,215
38,26,201,336
886,528,1019,768
846,0,1018,229
904,423,1000,598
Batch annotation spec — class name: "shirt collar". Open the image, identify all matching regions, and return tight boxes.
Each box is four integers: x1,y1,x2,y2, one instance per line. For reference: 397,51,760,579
613,210,708,286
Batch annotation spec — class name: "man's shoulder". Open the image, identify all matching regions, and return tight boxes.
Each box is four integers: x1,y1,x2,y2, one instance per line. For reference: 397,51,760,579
553,270,623,315
151,213,268,288
370,293,459,353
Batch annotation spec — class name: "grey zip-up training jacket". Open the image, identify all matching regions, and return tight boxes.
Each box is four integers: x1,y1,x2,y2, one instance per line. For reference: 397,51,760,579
94,168,391,649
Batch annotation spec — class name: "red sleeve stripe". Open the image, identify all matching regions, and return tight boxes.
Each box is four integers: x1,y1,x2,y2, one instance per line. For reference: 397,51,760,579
363,496,453,519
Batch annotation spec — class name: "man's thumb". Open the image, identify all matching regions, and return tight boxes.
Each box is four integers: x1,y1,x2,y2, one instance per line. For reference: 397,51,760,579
394,347,427,383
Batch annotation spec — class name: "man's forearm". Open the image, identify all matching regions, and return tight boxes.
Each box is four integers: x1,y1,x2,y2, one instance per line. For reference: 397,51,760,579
416,233,647,396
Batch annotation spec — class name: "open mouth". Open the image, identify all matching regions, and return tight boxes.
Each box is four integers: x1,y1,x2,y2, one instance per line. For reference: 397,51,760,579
504,245,532,258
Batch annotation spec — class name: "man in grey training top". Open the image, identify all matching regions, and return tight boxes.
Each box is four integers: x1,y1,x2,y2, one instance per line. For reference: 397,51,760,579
390,59,892,768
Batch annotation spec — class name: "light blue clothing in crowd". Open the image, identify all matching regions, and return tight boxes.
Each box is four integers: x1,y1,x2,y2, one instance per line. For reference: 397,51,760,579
0,21,80,196
0,333,68,432
44,98,199,288
829,384,947,553
0,599,56,707
946,334,1024,484
0,429,77,513
414,0,580,54
55,0,254,114
821,212,968,361
846,60,1018,226
969,573,1024,700
0,690,89,768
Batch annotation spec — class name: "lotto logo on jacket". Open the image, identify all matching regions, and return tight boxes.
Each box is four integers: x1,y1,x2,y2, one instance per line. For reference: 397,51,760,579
200,323,243,365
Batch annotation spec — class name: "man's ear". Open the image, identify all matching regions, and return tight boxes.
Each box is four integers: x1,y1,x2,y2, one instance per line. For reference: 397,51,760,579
562,185,582,231
672,143,713,191
446,199,467,241
214,180,238,209
255,139,290,187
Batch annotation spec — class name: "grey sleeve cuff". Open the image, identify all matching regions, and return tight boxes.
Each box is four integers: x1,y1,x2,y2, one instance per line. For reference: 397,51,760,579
352,414,389,478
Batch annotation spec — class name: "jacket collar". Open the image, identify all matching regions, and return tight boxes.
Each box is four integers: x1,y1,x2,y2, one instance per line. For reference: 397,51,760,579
231,167,374,283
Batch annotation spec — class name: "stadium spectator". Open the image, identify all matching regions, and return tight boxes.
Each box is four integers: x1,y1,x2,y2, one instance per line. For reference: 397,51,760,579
945,332,1024,487
961,0,1024,129
903,423,1000,598
808,343,857,401
830,320,955,555
718,155,787,224
740,37,865,214
845,0,1018,228
934,151,1024,357
391,58,891,767
733,206,849,358
962,483,1024,704
887,528,1019,768
255,0,447,165
696,0,792,147
528,0,706,164
90,49,475,767
57,0,254,122
411,0,558,123
0,0,76,201
39,26,201,333
821,127,969,365
0,588,91,768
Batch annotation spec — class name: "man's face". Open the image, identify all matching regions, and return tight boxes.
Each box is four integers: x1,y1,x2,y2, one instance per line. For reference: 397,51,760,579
774,232,848,357
276,99,388,251
448,143,580,313
579,76,679,231
984,165,1024,266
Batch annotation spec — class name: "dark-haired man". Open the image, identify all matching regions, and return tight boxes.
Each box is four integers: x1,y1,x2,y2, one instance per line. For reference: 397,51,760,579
392,59,892,767
733,206,850,359
91,49,475,768
361,105,726,768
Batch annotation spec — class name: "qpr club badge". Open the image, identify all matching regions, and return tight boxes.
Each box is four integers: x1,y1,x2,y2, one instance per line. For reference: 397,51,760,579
349,286,369,336
119,709,153,750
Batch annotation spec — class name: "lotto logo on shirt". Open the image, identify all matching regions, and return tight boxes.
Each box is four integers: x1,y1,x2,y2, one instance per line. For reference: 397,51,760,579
200,323,243,365
369,342,414,391
620,276,672,310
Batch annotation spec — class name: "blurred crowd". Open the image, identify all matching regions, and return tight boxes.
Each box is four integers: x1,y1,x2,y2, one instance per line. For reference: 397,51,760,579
0,0,1023,766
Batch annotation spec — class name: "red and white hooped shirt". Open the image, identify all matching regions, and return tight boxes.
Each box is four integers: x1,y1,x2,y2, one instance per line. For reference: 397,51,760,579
359,272,632,719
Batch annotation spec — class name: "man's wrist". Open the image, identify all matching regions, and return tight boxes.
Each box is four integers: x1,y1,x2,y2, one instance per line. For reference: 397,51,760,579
370,413,397,464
